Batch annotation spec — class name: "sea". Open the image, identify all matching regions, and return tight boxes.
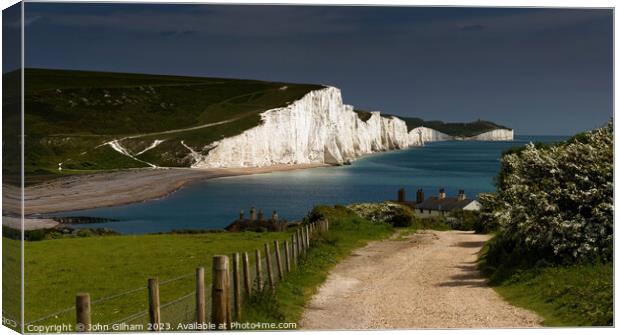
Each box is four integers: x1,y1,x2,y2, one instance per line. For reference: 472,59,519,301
55,135,567,234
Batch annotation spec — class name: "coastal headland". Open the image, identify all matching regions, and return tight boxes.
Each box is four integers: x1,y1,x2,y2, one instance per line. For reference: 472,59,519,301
3,69,513,229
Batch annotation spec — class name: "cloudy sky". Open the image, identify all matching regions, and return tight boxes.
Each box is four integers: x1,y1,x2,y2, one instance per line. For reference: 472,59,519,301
11,3,614,135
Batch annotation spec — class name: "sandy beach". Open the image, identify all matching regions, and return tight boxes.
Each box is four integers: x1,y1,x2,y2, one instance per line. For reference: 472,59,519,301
2,164,327,229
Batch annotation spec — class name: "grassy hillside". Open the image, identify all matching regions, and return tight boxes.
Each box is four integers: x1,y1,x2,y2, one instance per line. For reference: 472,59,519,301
5,69,322,180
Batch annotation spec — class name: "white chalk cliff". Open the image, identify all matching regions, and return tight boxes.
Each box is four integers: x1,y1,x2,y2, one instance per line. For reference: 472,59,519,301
456,128,514,141
192,87,512,168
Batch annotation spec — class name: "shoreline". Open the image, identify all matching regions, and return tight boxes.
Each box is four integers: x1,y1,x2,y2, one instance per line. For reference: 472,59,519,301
3,164,329,229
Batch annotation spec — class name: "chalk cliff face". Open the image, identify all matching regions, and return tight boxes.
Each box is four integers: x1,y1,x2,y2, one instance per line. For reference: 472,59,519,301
407,126,453,144
457,129,514,141
193,87,414,168
192,87,512,168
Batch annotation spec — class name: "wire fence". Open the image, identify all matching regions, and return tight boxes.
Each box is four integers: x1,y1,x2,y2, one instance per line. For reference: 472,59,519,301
23,220,328,332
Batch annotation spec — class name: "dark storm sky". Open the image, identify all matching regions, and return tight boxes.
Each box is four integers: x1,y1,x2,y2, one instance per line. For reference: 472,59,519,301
17,3,614,135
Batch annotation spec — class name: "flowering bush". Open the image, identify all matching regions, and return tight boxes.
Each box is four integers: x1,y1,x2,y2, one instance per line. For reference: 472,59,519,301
483,122,613,263
347,202,415,227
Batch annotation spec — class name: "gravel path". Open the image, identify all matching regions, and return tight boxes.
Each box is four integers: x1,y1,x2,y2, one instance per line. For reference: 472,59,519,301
300,230,542,329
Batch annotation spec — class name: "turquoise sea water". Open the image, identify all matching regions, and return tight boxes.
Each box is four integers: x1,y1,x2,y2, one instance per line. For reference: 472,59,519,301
56,135,566,234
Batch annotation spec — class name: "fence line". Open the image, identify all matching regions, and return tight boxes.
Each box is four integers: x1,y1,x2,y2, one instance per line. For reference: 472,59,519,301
26,273,195,326
56,219,329,331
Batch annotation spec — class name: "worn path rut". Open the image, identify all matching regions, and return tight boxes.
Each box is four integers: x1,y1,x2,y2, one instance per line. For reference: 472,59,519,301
300,230,541,329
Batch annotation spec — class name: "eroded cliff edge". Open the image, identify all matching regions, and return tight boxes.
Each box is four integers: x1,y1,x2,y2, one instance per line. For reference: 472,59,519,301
193,87,512,168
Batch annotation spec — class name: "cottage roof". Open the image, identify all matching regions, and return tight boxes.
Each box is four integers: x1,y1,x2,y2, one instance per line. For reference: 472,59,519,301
416,196,478,211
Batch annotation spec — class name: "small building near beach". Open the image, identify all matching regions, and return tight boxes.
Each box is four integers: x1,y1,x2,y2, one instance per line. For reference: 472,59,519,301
415,189,481,216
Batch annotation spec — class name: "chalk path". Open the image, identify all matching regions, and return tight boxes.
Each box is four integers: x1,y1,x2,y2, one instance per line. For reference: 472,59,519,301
300,230,542,329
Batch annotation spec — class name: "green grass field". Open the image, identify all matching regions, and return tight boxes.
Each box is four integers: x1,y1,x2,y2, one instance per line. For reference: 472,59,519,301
10,205,395,330
15,231,293,327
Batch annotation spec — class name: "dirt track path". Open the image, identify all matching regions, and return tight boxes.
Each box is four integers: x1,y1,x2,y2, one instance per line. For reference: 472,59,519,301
300,230,542,329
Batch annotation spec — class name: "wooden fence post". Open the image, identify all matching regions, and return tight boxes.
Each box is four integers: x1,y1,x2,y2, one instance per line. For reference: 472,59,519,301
299,229,305,253
292,234,298,266
211,255,230,329
226,260,232,327
148,278,161,331
284,240,291,273
274,240,284,280
255,249,263,291
242,252,251,296
75,293,91,332
232,253,241,320
301,228,306,251
305,226,310,248
264,244,275,289
196,267,206,324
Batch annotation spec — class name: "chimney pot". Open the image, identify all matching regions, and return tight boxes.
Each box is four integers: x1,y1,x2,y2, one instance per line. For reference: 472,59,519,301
258,209,264,221
250,207,256,221
272,210,278,221
416,188,425,204
398,188,406,202
458,190,466,201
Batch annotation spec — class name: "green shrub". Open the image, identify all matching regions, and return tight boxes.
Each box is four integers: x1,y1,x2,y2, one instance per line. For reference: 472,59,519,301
346,202,415,227
449,209,480,231
482,122,613,264
417,216,451,231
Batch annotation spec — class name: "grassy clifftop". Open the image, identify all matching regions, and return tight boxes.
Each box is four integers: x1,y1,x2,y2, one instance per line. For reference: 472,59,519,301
355,110,510,137
396,116,511,137
5,69,322,179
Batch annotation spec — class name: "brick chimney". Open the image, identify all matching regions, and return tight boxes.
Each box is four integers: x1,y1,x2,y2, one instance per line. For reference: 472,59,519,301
250,207,256,221
416,188,425,204
398,188,406,202
239,210,245,220
458,189,466,201
439,188,446,200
